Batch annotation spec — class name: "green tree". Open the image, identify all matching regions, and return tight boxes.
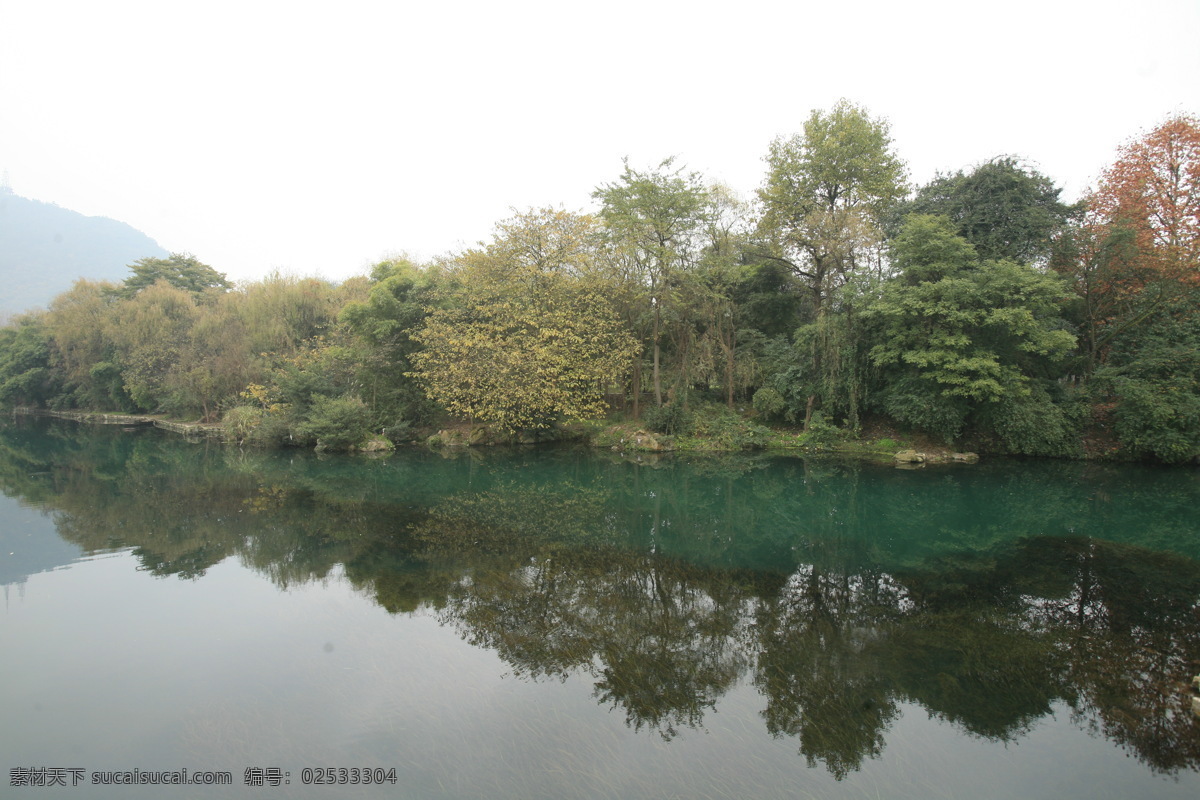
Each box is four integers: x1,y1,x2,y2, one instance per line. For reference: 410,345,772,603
163,294,255,421
757,99,907,427
1093,288,1200,463
43,280,130,409
0,314,58,407
867,215,1076,444
109,282,199,411
339,257,445,427
118,253,232,298
594,158,711,410
892,157,1080,264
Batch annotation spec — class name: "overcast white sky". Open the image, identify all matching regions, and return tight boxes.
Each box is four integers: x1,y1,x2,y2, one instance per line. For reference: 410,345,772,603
2,0,1197,284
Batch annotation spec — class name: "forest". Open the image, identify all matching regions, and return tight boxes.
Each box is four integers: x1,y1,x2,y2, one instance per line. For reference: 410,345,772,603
1,102,1197,463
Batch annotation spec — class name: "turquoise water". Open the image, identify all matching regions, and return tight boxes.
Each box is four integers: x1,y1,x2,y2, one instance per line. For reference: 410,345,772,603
2,417,1199,798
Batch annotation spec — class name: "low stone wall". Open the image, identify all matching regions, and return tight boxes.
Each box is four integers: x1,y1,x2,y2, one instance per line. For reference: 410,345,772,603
14,408,224,439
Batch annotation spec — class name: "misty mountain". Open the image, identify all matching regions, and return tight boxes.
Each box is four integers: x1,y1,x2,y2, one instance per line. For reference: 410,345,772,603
0,189,168,322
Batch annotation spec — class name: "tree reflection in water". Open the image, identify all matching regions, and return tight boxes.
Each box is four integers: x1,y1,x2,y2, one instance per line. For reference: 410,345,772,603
3,417,1200,779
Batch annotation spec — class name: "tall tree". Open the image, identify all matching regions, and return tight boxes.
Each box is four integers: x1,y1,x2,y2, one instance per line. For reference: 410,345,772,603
893,156,1080,264
1089,113,1200,281
868,215,1076,446
1053,114,1200,370
108,282,199,411
339,257,445,426
757,100,907,426
44,280,129,409
594,158,710,410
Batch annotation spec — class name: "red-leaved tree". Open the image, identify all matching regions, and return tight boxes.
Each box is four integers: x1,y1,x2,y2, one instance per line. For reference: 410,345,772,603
1055,114,1200,368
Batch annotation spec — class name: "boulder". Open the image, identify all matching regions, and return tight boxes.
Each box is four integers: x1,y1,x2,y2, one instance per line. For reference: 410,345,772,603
894,449,925,463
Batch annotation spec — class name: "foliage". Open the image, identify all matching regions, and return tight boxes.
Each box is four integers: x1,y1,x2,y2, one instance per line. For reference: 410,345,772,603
757,98,907,311
0,314,56,407
413,285,637,432
795,412,843,450
676,403,771,450
871,216,1075,401
1089,113,1200,281
295,395,373,451
118,252,232,298
643,398,693,436
594,159,712,410
1094,290,1200,463
977,383,1086,458
891,157,1080,264
339,258,443,426
1054,114,1200,371
756,100,907,428
1,108,1196,461
752,386,786,420
222,405,264,444
868,216,1076,444
411,210,641,433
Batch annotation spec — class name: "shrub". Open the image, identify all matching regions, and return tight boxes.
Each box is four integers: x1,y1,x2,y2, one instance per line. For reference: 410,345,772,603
295,395,373,451
796,412,844,450
679,403,770,450
222,405,263,443
643,399,693,436
752,387,786,421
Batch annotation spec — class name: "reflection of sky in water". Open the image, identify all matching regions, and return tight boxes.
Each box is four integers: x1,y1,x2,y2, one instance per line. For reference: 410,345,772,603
0,493,85,589
4,546,1198,800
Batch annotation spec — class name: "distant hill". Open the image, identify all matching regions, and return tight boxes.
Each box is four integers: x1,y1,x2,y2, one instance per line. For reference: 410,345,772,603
0,189,168,322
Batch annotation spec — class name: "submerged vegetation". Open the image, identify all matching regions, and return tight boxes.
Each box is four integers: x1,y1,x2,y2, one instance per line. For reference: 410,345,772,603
1,104,1197,463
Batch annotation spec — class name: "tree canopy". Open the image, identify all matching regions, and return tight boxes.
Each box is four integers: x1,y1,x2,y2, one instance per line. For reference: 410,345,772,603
0,103,1196,462
119,253,232,298
893,156,1081,264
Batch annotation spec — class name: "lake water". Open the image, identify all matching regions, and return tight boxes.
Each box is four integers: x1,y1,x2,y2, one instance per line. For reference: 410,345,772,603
2,416,1199,799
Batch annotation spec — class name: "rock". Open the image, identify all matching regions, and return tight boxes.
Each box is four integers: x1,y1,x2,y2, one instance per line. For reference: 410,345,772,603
894,450,925,463
1193,695,1200,717
951,452,980,463
633,431,667,451
467,426,492,446
360,436,394,452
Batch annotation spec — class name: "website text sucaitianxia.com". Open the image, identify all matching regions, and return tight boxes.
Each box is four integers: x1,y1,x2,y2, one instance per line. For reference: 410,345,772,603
10,766,399,788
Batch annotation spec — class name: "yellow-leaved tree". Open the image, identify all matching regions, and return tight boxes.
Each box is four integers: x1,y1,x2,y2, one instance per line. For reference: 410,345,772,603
410,209,640,432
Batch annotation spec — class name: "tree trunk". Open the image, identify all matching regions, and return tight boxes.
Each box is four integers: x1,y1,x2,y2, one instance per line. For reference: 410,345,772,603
724,323,736,410
652,303,663,407
632,358,642,420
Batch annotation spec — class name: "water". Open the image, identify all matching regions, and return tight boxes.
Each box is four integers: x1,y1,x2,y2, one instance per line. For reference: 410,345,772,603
2,416,1199,798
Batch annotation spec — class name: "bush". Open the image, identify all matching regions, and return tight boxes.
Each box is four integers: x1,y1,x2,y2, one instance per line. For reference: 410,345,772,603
796,412,844,450
222,405,263,443
981,385,1084,458
752,387,786,421
295,395,373,451
678,403,770,450
877,375,968,443
643,399,693,436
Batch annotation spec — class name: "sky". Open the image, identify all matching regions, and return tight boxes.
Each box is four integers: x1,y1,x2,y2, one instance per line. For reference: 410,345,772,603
2,0,1198,285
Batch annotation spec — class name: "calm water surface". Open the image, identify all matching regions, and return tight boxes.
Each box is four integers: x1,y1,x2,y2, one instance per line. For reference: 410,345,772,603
2,417,1199,799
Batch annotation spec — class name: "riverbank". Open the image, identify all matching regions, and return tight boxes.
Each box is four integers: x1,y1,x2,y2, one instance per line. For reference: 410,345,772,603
7,406,1120,467
12,408,224,439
